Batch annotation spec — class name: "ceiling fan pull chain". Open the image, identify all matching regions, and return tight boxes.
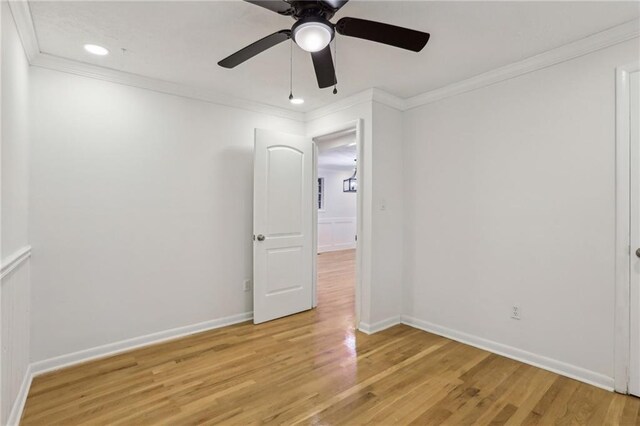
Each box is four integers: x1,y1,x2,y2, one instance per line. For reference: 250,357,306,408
289,39,294,100
333,36,338,95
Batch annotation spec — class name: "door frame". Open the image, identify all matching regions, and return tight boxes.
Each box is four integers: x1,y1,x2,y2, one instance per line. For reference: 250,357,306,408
310,119,363,326
614,61,640,393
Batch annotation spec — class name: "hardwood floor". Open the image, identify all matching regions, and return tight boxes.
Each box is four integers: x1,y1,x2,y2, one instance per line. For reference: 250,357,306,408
21,249,640,425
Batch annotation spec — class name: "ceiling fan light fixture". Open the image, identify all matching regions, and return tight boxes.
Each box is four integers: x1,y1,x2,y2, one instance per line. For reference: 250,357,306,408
292,19,333,53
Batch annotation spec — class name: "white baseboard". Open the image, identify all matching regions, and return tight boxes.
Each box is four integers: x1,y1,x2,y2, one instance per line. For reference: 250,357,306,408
7,312,252,425
7,364,33,426
358,316,401,335
31,311,253,376
8,311,614,424
401,315,614,391
318,245,357,254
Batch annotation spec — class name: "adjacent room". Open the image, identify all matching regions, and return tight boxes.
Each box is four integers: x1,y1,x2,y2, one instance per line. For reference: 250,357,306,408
1,0,640,424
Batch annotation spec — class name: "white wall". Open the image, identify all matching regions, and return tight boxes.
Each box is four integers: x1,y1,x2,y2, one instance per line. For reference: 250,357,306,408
28,67,304,362
403,39,640,386
306,98,405,330
306,102,374,325
1,2,31,424
317,167,356,253
1,2,29,260
370,102,403,326
318,167,357,219
9,11,637,396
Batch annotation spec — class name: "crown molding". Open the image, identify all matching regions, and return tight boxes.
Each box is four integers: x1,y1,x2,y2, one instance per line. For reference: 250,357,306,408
304,89,375,122
8,0,39,63
371,88,405,110
8,0,639,122
31,53,305,121
305,19,640,117
8,1,305,122
404,19,640,110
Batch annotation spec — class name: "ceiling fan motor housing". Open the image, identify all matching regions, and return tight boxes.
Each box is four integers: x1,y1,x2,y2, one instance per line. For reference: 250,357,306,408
288,1,339,20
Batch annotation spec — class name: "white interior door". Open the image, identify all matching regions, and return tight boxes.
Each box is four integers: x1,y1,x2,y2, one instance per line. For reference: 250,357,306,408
630,70,640,396
253,129,313,324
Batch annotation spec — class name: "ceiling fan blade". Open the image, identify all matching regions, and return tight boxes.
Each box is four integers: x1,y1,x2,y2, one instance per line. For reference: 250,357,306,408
243,0,293,15
336,17,430,52
218,30,291,68
321,0,349,12
311,45,337,89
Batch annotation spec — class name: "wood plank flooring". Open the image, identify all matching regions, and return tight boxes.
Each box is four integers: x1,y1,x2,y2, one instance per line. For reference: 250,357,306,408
21,249,640,424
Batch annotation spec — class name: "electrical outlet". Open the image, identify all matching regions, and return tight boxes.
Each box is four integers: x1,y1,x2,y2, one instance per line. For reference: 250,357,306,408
511,305,521,320
243,279,252,292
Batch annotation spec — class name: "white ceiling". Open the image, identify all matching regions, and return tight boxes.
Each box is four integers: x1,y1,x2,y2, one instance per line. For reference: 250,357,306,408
29,1,640,112
318,143,357,169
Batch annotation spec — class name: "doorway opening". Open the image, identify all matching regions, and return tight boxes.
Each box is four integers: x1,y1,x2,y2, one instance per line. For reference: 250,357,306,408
312,122,361,326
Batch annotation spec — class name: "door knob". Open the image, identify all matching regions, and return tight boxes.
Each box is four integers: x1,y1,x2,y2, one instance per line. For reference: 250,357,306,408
256,234,265,241
636,248,640,258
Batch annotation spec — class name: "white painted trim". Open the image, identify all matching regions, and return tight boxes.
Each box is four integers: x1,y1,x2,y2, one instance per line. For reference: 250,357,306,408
401,316,615,391
7,0,38,63
317,217,357,253
614,61,640,394
306,90,376,122
371,88,405,111
6,365,32,426
358,316,401,335
8,1,304,122
312,142,319,309
318,245,356,254
30,311,252,376
6,312,252,424
309,119,364,327
0,246,31,280
304,20,640,119
9,0,638,123
31,53,305,122
404,19,640,110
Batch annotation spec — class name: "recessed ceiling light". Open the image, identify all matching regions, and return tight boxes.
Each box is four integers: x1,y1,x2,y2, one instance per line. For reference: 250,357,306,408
289,97,305,105
84,44,109,56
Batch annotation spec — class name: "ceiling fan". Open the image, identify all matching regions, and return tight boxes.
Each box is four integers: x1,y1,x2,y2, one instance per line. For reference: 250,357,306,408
218,0,430,89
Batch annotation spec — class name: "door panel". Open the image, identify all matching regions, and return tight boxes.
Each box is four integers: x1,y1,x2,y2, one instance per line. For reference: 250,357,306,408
630,70,639,396
266,247,304,294
266,146,304,235
254,129,313,324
